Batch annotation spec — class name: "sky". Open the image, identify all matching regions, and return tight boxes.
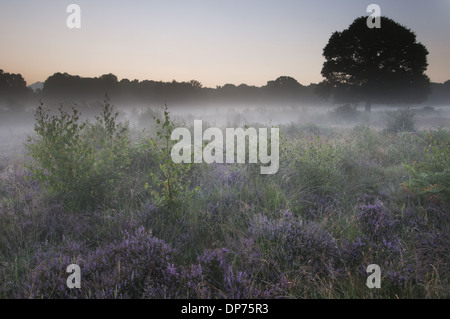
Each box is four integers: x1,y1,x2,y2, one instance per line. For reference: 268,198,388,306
1,0,449,88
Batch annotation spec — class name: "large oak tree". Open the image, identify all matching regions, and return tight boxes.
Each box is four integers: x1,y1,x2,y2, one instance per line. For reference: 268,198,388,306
318,16,430,112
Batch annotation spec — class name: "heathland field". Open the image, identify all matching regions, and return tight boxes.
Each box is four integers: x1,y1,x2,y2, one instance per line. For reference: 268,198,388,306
0,102,449,298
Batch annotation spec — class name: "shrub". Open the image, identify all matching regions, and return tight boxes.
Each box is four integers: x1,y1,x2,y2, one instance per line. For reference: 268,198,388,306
357,199,397,241
141,246,289,299
248,212,340,277
282,136,345,194
385,108,416,133
403,129,450,203
17,227,173,299
145,107,199,212
385,131,426,165
347,125,384,163
25,96,131,211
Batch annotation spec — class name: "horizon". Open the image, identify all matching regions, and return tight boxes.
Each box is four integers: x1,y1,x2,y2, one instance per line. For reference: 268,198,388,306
22,73,450,90
1,1,450,88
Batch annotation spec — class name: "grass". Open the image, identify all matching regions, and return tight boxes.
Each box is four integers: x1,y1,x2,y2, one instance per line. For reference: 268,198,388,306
0,103,449,299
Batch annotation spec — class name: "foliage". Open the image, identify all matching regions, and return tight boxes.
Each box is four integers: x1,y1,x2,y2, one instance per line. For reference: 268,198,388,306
403,129,450,202
144,107,200,211
0,69,31,107
25,96,131,211
347,125,384,162
248,212,340,277
357,199,397,241
385,108,416,133
2,113,449,299
282,136,345,194
319,16,430,108
385,131,426,165
16,227,172,298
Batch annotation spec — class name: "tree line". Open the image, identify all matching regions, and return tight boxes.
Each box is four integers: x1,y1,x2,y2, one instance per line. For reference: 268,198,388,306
0,71,325,110
40,73,325,106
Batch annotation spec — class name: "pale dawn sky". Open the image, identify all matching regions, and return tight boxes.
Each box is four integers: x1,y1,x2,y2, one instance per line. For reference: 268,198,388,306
1,0,449,88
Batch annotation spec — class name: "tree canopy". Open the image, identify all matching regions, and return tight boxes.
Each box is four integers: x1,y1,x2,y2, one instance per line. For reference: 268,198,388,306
318,16,431,111
0,69,29,95
0,69,32,110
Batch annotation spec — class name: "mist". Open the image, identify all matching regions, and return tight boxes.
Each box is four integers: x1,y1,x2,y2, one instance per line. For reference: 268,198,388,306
2,98,450,140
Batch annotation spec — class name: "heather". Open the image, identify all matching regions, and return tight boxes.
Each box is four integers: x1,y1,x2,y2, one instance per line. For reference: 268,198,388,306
0,102,449,299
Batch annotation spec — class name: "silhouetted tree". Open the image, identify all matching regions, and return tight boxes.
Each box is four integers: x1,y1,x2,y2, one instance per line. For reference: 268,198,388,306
264,76,307,103
42,72,79,97
318,16,430,112
0,69,28,94
266,76,302,90
189,80,202,89
428,80,450,105
99,73,118,92
0,69,32,110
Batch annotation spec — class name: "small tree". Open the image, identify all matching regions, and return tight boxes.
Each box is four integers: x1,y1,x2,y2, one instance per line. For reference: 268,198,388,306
318,16,430,112
144,107,199,212
26,96,131,211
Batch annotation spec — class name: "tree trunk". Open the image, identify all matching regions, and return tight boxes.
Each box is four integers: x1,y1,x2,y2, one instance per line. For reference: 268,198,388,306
365,101,372,112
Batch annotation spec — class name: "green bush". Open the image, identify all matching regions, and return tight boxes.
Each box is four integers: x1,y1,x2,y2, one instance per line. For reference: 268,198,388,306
282,136,345,194
385,108,416,133
144,107,199,212
348,125,385,163
26,97,131,211
403,129,450,203
385,131,427,165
